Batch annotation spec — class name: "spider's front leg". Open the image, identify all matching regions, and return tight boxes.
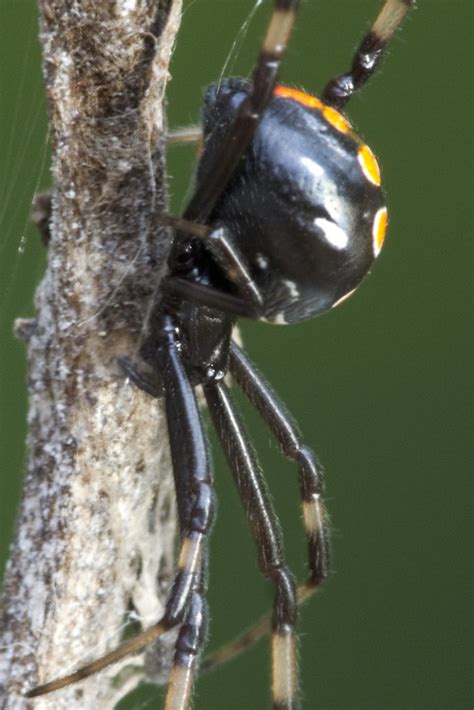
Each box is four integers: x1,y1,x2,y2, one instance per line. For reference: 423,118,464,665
26,313,213,707
200,343,330,677
158,313,214,709
204,380,298,710
229,341,330,592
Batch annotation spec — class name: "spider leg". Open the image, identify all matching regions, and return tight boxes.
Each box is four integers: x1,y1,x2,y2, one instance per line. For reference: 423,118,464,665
166,584,208,710
229,342,329,587
167,126,202,145
160,317,213,710
204,380,298,710
185,0,302,222
199,342,329,675
322,0,414,110
26,315,214,704
162,277,261,319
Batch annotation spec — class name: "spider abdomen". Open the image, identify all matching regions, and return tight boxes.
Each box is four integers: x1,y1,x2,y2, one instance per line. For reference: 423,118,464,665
201,79,387,324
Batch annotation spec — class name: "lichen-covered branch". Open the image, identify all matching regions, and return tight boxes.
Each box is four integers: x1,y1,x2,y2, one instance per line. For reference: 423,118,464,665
0,1,182,707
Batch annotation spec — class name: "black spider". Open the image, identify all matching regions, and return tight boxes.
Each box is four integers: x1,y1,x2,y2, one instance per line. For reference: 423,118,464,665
27,0,414,707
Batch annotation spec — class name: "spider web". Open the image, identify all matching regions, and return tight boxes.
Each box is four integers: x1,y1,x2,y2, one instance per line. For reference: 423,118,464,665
0,3,50,574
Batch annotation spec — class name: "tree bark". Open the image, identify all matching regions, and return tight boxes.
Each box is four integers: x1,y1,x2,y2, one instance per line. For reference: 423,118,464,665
0,1,182,707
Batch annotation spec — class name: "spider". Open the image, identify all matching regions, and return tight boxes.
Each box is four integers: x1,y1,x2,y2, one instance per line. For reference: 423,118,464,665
27,0,414,707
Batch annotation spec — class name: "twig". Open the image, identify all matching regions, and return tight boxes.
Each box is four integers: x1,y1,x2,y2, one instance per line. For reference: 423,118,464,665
0,1,183,707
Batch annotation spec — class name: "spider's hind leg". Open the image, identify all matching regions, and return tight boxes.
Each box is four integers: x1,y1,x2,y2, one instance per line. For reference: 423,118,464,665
322,0,414,109
26,315,213,705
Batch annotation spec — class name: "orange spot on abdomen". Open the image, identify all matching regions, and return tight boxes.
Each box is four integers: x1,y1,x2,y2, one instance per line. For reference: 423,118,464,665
274,85,352,136
274,85,323,111
358,144,381,186
373,206,388,257
322,105,351,134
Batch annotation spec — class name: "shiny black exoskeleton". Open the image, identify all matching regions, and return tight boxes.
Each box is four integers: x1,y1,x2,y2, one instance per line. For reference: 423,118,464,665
181,78,386,324
154,77,387,390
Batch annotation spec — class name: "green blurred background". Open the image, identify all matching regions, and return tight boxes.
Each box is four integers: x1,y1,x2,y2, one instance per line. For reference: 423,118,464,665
1,1,471,708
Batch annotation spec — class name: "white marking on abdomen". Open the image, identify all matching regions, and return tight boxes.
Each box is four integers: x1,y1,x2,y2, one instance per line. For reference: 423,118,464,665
300,156,324,178
314,217,349,250
255,253,269,270
283,280,299,300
